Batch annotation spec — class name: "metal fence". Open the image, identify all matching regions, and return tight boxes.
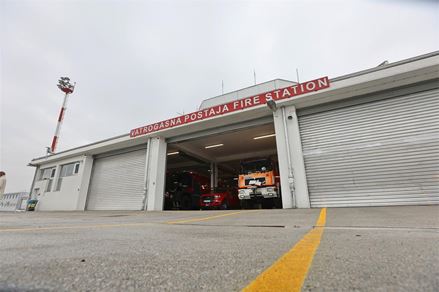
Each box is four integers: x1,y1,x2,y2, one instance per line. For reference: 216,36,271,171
0,192,29,212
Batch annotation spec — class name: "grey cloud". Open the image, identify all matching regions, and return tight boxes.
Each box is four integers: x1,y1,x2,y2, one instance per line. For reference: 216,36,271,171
1,0,438,192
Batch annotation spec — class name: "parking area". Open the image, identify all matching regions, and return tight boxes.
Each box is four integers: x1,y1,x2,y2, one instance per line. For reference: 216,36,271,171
1,205,438,291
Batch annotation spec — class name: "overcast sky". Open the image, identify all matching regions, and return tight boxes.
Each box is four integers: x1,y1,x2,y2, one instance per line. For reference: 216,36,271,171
1,0,438,193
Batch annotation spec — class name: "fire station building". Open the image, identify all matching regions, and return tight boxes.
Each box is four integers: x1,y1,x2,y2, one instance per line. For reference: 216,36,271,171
28,51,439,211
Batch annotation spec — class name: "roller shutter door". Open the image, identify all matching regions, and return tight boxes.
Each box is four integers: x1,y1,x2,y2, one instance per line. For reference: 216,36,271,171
87,148,147,210
299,89,439,207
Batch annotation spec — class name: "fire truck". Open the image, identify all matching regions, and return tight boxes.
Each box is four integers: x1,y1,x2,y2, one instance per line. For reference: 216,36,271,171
164,172,210,210
237,158,281,208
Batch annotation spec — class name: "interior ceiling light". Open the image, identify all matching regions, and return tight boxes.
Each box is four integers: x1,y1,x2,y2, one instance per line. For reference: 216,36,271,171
253,133,276,140
167,151,179,156
205,143,224,149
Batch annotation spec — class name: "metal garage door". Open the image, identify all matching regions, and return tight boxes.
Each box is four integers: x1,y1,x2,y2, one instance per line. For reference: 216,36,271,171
299,88,439,207
87,147,147,210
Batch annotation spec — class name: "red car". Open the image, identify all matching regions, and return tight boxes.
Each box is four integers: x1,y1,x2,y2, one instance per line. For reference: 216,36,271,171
200,190,240,210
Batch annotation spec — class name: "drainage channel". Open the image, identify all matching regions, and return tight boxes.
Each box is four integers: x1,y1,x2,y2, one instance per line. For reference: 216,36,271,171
321,225,439,231
102,215,130,217
171,223,286,228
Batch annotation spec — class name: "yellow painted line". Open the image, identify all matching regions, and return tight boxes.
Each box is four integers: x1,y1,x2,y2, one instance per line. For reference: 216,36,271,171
166,210,259,224
242,208,327,292
0,222,154,233
0,210,259,233
0,210,260,232
315,207,326,227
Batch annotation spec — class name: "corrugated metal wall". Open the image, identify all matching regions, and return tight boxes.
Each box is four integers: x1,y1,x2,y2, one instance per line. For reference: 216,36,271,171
86,148,147,210
299,88,439,207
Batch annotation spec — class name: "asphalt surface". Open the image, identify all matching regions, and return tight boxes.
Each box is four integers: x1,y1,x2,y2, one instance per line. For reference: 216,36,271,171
0,206,438,291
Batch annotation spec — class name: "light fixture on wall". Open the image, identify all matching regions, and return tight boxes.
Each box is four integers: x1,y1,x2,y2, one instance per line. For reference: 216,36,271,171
205,143,224,149
266,99,277,112
253,133,276,140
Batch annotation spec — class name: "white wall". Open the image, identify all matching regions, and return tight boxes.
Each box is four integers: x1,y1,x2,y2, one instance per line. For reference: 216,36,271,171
76,156,94,210
273,105,310,208
146,137,167,211
199,79,296,109
32,155,91,211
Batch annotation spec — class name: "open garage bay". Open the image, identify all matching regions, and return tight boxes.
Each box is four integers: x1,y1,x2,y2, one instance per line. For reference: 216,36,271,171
165,122,282,210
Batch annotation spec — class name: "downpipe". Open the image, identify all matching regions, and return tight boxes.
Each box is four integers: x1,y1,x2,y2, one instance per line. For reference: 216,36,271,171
281,106,296,208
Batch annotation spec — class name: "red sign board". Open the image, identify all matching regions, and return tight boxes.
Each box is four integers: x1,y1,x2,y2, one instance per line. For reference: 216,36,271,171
130,76,330,138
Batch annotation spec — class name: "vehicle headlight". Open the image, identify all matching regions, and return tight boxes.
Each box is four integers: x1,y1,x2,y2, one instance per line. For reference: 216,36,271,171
266,187,275,193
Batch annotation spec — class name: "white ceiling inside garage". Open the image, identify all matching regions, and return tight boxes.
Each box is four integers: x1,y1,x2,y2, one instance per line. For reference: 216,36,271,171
167,123,277,170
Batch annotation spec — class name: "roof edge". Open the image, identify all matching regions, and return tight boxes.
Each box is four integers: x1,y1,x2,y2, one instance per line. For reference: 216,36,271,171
200,78,296,104
31,133,129,162
30,50,439,164
331,50,439,82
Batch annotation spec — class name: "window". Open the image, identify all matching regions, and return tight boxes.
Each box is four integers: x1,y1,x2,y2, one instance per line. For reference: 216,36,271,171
48,169,56,191
74,163,80,174
39,167,56,192
39,167,55,181
55,162,80,191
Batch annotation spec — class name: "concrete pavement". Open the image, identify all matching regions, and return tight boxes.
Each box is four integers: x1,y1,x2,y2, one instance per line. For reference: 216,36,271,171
304,206,439,291
0,206,438,291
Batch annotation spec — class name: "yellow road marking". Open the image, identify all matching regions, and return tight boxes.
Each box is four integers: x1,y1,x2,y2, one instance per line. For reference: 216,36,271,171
315,207,326,227
242,208,327,292
0,222,155,233
166,210,259,224
0,210,260,232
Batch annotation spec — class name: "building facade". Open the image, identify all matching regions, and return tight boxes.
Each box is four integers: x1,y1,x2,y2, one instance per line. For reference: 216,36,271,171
29,52,439,211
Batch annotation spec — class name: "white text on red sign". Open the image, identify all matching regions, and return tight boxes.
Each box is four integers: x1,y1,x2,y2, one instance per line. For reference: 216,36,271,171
130,76,330,138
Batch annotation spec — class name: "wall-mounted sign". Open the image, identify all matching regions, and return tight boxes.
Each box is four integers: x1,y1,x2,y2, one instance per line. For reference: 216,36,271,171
130,76,330,138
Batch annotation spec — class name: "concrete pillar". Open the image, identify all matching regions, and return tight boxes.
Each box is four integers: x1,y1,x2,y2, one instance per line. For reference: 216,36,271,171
214,163,218,188
146,137,167,211
210,162,219,192
28,166,40,200
76,155,94,210
273,108,295,208
273,105,310,208
285,106,310,208
210,162,215,192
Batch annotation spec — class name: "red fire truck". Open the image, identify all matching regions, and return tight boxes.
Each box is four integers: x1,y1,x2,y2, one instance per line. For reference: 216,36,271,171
164,172,210,210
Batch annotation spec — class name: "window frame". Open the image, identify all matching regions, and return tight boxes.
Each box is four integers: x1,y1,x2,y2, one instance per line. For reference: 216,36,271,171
55,162,81,192
39,167,56,181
